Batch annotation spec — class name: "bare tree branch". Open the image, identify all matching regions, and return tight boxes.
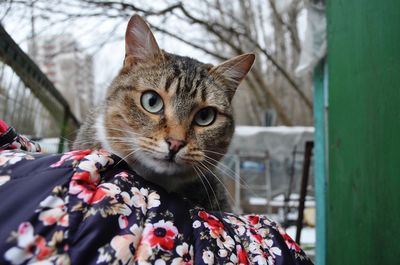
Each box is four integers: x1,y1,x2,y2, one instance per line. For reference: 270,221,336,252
80,0,182,17
250,69,293,125
269,0,301,53
174,3,312,109
1,0,313,125
150,24,227,61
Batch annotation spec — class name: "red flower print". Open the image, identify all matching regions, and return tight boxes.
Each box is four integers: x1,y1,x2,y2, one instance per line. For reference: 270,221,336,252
236,245,249,265
143,220,178,251
198,211,224,238
34,236,52,260
253,251,272,264
4,222,53,264
38,195,68,227
118,215,129,229
216,231,235,251
69,171,103,204
51,149,92,167
247,215,259,225
172,243,193,265
69,172,120,204
248,227,263,243
282,232,301,252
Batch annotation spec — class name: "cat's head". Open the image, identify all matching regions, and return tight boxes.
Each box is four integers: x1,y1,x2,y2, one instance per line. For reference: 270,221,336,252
102,15,254,183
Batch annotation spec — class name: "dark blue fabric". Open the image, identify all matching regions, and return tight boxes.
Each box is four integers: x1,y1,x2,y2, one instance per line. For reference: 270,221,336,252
0,131,313,265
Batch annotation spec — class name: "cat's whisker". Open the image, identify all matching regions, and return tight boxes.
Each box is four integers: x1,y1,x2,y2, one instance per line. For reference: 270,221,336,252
140,146,166,155
108,139,134,144
203,153,246,180
115,148,142,167
96,137,140,154
198,160,236,207
192,165,214,212
57,128,83,146
203,154,240,180
104,136,141,145
104,137,133,142
58,137,74,144
92,125,144,137
180,157,202,163
203,156,250,188
104,136,139,141
184,152,203,158
203,149,236,157
187,149,203,156
194,164,222,213
203,156,261,199
106,141,138,147
102,135,130,139
181,153,203,159
67,140,93,147
107,145,137,153
180,157,196,163
139,138,160,147
71,139,127,150
104,135,132,139
105,141,139,149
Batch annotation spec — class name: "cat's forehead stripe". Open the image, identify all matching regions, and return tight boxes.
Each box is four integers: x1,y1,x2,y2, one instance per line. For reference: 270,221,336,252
164,75,174,92
201,87,207,102
175,76,183,94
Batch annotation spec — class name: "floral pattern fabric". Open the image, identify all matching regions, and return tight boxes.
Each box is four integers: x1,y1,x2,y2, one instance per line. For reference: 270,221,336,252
0,124,313,265
0,120,41,152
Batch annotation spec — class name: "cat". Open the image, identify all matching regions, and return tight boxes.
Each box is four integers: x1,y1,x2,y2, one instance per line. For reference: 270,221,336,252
73,15,255,211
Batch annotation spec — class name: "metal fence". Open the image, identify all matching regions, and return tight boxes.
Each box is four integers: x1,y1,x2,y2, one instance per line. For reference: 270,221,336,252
0,24,79,152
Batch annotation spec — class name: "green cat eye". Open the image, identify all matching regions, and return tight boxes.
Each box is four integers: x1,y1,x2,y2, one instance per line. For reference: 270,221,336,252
194,107,217,126
141,91,164,114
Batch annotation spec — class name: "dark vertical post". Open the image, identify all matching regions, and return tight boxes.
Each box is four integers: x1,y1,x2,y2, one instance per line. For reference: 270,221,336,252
265,151,272,214
295,141,314,244
58,107,69,153
284,145,297,227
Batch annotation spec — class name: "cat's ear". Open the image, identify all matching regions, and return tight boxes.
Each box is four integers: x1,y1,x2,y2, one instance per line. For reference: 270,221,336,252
124,15,162,67
210,53,255,90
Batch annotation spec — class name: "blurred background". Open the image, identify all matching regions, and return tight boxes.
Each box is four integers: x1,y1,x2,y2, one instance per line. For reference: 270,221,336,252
1,1,399,265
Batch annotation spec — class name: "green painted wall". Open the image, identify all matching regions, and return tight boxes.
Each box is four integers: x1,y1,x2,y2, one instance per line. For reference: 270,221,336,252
327,0,400,264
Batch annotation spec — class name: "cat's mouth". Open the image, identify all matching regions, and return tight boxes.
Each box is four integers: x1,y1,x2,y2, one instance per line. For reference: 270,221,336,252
166,152,180,163
141,147,187,165
156,153,182,164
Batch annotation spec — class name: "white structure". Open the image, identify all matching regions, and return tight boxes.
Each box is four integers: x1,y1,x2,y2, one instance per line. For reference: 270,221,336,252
223,126,314,214
29,35,94,122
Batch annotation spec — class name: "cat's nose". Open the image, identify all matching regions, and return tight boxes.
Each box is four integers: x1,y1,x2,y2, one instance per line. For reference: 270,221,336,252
166,138,186,155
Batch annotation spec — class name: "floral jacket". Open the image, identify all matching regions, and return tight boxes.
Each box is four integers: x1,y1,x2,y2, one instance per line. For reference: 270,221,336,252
0,120,313,265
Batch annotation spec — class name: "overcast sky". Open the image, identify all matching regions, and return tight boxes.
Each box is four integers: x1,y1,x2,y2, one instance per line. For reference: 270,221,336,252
1,1,306,103
1,2,217,101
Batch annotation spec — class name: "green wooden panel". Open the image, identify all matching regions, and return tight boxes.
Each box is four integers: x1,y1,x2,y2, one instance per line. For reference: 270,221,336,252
327,0,400,264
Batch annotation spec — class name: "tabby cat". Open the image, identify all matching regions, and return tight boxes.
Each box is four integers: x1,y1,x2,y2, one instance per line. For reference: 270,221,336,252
73,15,255,211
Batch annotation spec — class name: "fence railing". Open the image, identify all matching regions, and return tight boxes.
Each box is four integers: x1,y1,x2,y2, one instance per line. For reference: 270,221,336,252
0,24,80,152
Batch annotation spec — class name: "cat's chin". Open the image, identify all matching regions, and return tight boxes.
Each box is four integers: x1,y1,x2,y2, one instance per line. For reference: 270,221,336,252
142,156,188,175
127,152,196,191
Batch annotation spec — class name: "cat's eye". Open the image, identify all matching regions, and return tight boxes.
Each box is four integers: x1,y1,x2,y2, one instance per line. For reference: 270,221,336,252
194,107,217,126
141,91,164,114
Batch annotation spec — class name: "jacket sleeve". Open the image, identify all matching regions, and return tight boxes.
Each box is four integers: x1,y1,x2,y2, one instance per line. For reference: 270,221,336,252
0,119,41,152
